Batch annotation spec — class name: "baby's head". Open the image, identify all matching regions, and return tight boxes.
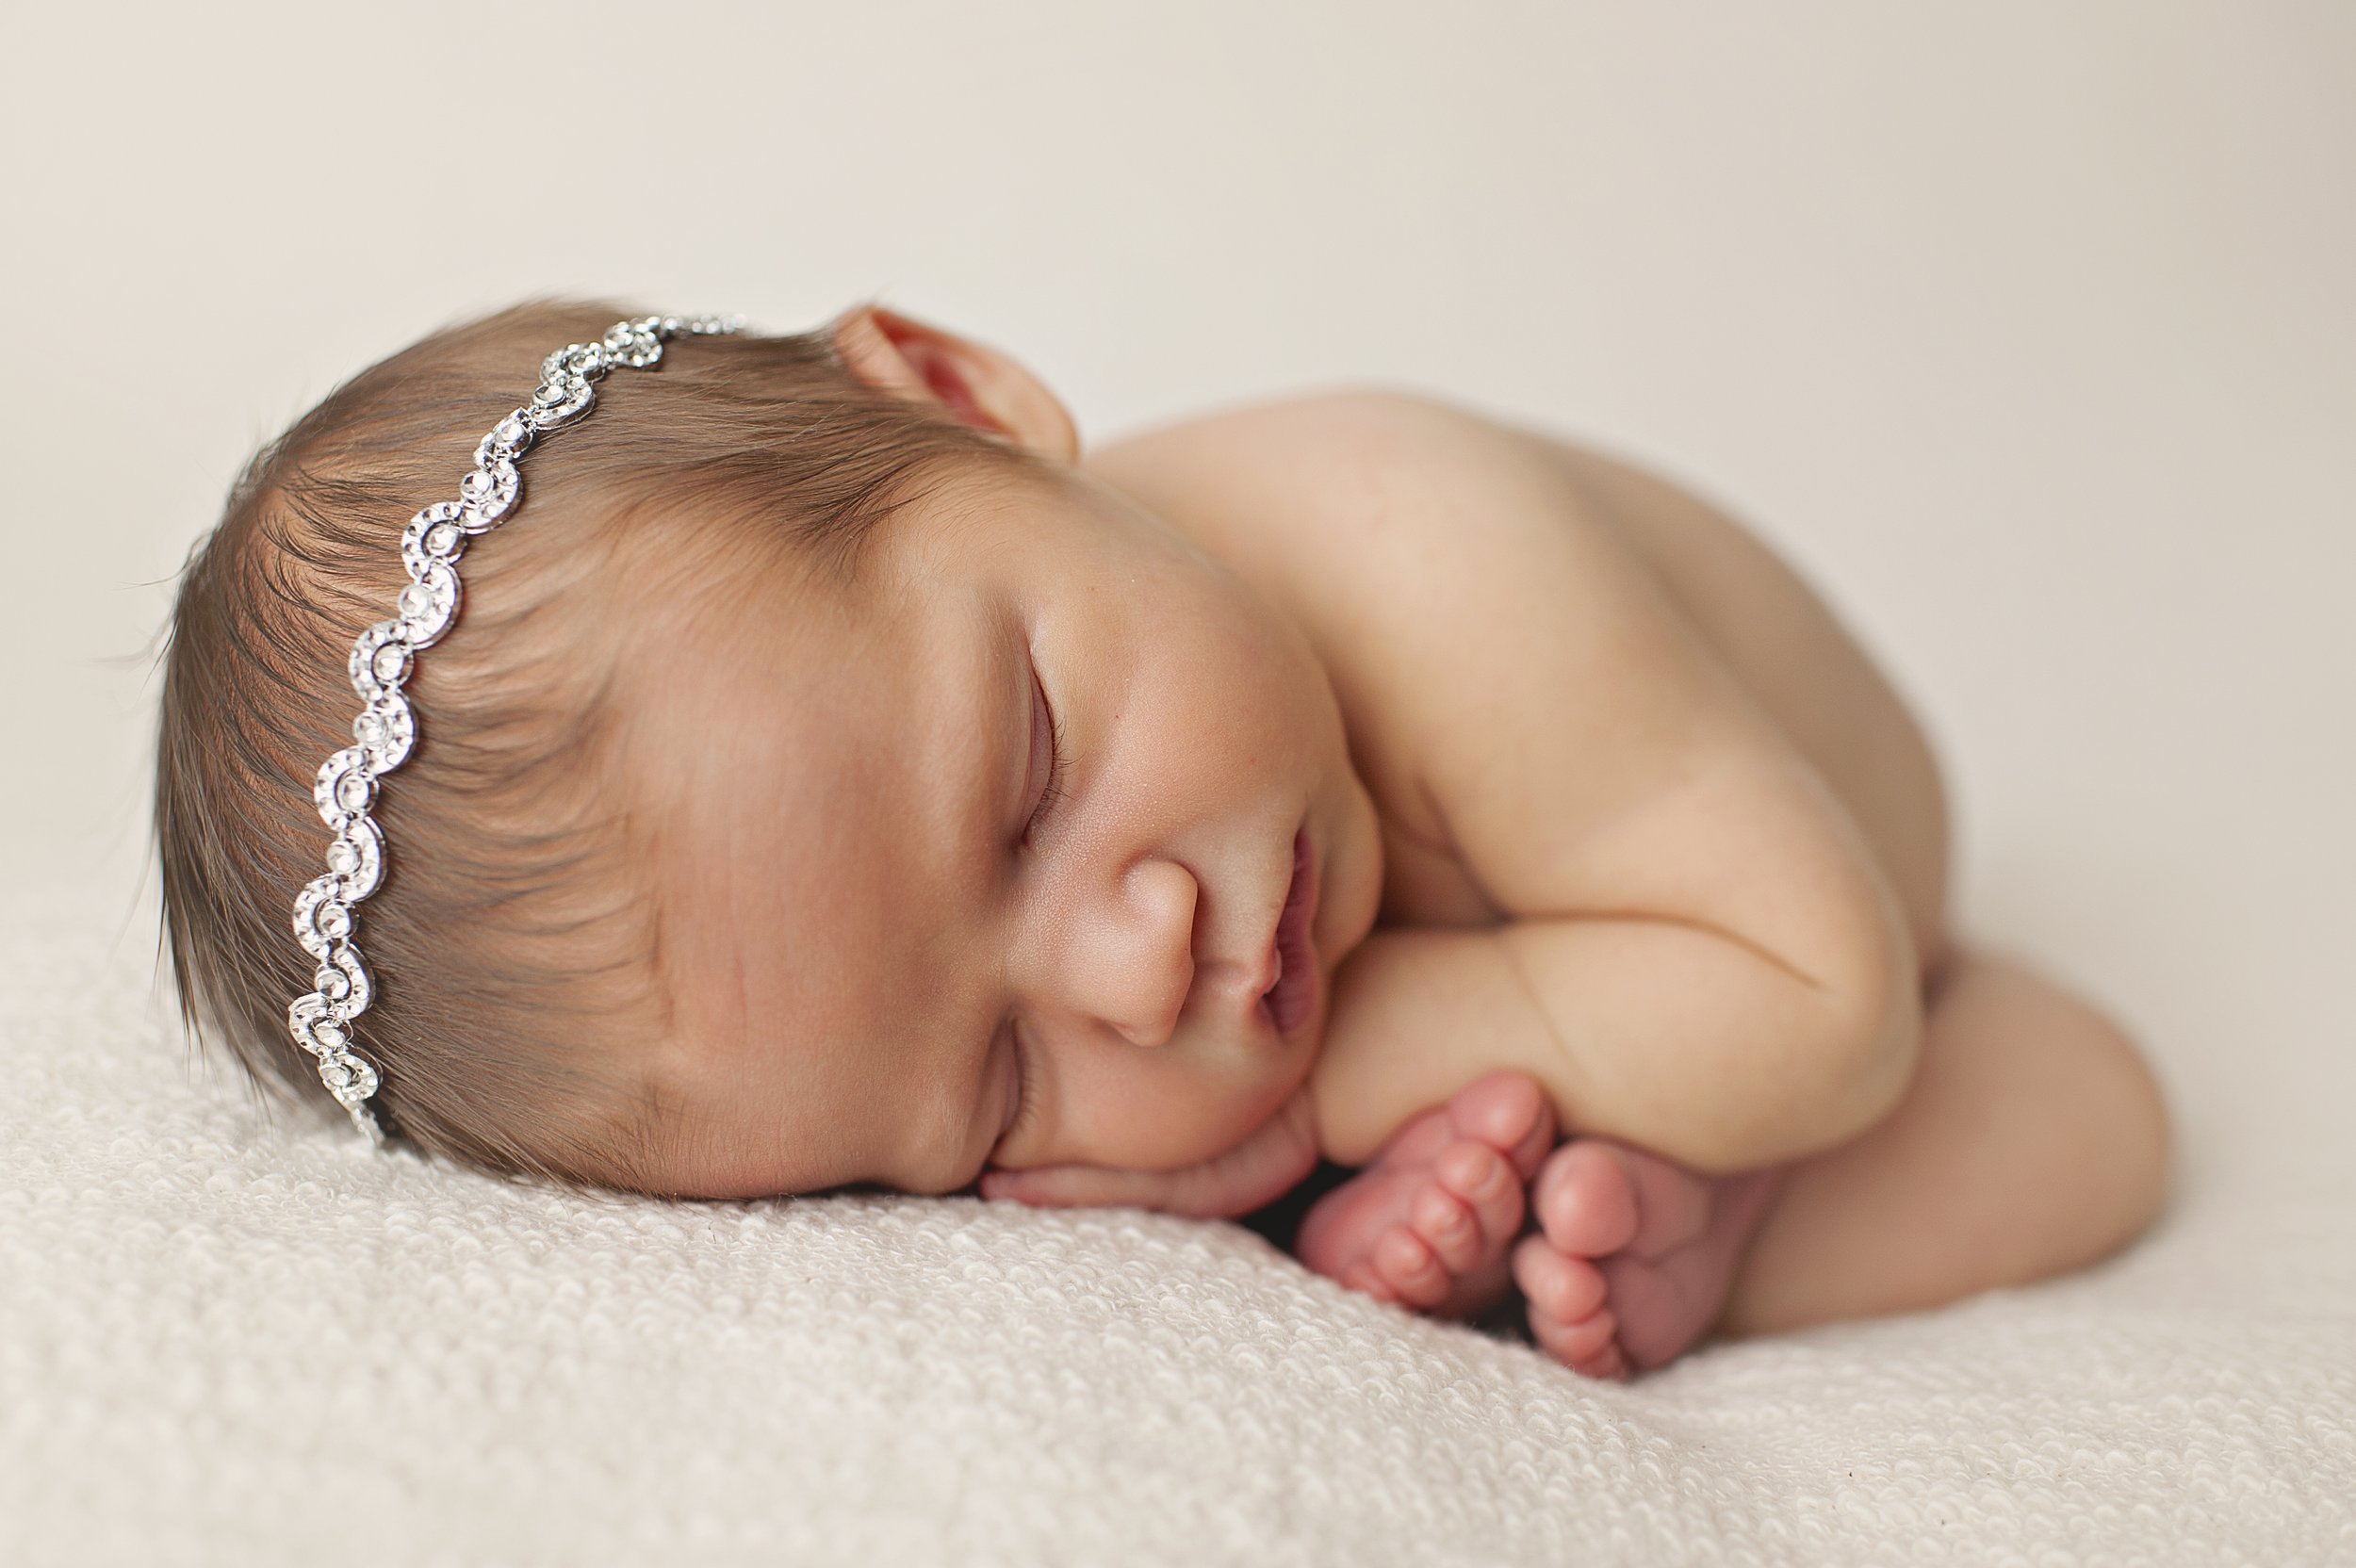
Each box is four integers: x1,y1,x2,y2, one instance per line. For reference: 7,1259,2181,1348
157,301,1380,1198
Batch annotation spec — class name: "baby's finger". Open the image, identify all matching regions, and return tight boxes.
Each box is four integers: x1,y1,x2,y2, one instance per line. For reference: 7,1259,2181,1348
980,1163,1182,1209
984,1084,1320,1217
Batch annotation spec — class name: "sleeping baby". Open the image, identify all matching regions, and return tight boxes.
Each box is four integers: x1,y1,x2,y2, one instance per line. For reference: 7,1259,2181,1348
155,302,2172,1378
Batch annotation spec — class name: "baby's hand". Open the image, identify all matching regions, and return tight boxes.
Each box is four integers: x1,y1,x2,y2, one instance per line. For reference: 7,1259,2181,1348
978,1084,1321,1219
1294,1070,1556,1320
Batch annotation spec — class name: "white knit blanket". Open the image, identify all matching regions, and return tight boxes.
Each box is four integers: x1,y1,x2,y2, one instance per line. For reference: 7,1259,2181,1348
4,903,2350,1567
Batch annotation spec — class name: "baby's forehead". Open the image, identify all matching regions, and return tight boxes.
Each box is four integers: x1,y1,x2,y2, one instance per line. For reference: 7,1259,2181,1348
617,603,998,1197
605,455,1087,928
632,455,1030,619
654,481,1073,707
613,495,1008,889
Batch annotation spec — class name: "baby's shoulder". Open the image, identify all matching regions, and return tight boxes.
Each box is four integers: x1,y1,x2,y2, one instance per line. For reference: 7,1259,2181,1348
1089,387,1749,918
1084,385,1600,659
1088,383,1580,673
1086,385,1553,552
1088,389,1579,917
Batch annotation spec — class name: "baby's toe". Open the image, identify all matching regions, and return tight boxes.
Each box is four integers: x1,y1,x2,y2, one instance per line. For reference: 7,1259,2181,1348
1432,1141,1526,1256
1568,1340,1631,1381
1372,1224,1456,1311
1406,1178,1491,1277
1445,1070,1558,1180
1527,1303,1625,1377
1338,1260,1399,1303
1371,1102,1460,1170
1515,1237,1626,1376
1531,1305,1624,1375
1511,1233,1608,1325
1532,1141,1643,1260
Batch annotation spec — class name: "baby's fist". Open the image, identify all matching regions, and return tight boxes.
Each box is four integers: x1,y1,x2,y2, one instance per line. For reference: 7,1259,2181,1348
981,1084,1320,1219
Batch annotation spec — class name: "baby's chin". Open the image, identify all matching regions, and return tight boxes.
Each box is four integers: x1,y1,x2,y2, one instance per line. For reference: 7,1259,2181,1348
1215,1020,1326,1156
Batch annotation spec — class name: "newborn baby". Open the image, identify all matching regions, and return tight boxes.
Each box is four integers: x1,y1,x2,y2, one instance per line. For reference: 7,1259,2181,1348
155,302,2172,1378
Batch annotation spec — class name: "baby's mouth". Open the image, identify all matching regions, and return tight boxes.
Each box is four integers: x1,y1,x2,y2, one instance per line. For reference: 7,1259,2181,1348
1259,826,1319,1036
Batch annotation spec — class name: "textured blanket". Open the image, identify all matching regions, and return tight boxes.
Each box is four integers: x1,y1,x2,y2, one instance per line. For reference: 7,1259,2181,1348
4,902,2350,1566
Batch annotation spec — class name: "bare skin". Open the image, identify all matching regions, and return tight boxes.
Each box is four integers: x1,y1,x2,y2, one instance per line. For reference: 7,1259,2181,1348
1291,1070,1789,1377
1057,393,2174,1373
629,309,2173,1376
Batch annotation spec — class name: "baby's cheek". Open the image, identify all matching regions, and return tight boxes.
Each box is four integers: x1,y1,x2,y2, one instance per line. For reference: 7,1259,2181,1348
1065,1060,1284,1171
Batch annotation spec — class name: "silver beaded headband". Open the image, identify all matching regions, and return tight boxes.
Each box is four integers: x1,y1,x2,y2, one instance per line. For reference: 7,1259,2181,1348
288,312,744,1143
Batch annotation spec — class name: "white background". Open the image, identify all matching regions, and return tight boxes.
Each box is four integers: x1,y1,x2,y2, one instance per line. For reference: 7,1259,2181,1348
4,2,2350,1199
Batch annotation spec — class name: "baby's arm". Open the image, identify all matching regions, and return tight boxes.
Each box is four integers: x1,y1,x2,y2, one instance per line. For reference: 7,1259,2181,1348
994,903,1917,1206
1312,898,1917,1177
986,1070,1563,1329
1291,400,1927,1178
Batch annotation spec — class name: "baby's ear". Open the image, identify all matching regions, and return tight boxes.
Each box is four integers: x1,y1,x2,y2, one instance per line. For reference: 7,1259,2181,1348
830,304,1079,463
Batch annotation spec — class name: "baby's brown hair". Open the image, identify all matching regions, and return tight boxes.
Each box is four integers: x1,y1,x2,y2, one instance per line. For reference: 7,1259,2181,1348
156,300,1045,1187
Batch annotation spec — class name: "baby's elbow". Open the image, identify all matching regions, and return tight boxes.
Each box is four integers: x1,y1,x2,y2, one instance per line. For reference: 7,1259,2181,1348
1790,886,1924,1154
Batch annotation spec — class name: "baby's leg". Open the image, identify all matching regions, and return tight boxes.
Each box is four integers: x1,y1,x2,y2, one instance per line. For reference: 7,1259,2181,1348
1512,944,2170,1374
1513,1142,1785,1377
1714,946,2172,1340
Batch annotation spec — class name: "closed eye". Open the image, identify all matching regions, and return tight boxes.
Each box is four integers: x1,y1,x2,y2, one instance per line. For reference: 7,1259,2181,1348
1024,666,1068,839
994,1021,1041,1156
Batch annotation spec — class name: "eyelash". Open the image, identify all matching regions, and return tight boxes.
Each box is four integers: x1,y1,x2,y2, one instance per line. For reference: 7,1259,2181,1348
1025,674,1070,838
1002,1025,1042,1146
998,672,1064,1155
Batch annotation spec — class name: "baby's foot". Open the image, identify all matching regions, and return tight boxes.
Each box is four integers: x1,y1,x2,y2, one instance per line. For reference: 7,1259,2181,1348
1296,1071,1556,1320
1513,1140,1785,1379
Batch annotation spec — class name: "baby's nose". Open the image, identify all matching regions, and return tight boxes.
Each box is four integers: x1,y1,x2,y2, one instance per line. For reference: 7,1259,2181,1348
1080,858,1198,1050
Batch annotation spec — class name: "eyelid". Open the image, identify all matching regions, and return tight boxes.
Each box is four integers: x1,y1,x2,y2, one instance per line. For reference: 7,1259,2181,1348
1023,665,1069,838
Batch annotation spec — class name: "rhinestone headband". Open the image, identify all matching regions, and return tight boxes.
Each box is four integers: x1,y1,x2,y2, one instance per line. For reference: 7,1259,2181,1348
288,312,744,1143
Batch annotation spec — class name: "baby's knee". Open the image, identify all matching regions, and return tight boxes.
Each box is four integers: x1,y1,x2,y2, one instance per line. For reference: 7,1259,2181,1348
1959,952,2175,1241
2075,996,2174,1235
